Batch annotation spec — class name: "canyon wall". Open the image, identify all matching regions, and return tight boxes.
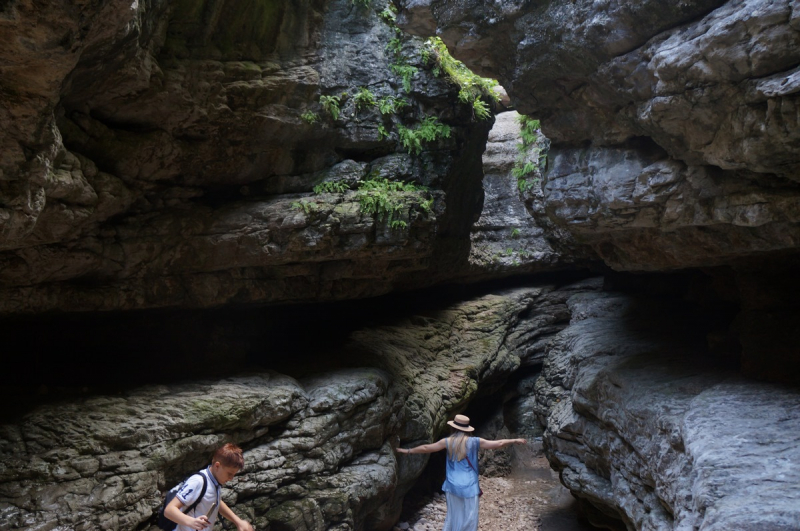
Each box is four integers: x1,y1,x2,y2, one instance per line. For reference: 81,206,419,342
394,1,800,528
0,281,587,530
4,274,798,531
397,0,800,271
2,1,800,530
1,0,579,315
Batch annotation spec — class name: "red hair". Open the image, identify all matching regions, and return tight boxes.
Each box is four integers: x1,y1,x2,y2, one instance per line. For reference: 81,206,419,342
213,443,244,469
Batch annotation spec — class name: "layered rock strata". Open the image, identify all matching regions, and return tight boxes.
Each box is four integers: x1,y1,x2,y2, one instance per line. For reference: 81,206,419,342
534,289,800,530
468,111,593,275
0,281,587,530
0,0,502,314
397,0,800,272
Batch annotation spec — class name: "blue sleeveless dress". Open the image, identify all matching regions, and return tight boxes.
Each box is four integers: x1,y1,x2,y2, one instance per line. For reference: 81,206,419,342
441,437,480,531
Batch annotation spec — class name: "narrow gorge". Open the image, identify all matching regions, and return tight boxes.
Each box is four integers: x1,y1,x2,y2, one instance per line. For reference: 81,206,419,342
0,1,798,530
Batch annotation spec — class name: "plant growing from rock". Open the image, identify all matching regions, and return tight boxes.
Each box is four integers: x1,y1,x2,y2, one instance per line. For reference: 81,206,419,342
378,5,396,23
421,36,499,121
310,174,432,230
513,115,545,193
473,99,491,121
301,111,320,124
313,181,350,194
377,95,409,115
386,37,403,57
354,87,377,110
380,8,419,94
396,115,451,155
354,177,432,229
351,0,371,8
391,64,418,92
319,94,344,121
291,199,318,215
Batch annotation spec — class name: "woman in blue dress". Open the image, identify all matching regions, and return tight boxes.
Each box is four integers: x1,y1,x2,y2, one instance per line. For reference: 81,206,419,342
396,414,527,531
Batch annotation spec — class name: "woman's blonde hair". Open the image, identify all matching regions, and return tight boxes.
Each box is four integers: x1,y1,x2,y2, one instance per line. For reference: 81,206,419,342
446,430,471,461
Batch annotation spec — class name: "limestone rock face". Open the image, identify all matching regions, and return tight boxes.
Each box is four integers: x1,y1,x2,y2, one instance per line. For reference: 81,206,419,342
534,290,800,530
544,143,800,270
0,369,402,531
396,0,800,271
0,282,585,530
0,0,502,314
468,111,594,275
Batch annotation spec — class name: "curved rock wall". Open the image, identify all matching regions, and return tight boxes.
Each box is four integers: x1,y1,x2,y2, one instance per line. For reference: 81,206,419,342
534,289,800,530
396,0,800,272
0,281,588,530
0,0,507,314
468,111,593,275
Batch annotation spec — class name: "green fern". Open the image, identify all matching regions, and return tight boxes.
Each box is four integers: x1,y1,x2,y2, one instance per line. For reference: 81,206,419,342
420,197,434,213
354,177,431,228
513,114,544,192
377,96,409,115
396,116,451,155
391,64,418,92
473,99,491,121
291,199,317,215
354,87,377,110
313,181,350,194
421,36,499,120
386,37,403,57
379,5,397,24
301,111,320,124
319,94,342,121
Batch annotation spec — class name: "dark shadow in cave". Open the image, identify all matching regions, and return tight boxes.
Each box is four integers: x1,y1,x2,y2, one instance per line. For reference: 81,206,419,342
0,270,593,422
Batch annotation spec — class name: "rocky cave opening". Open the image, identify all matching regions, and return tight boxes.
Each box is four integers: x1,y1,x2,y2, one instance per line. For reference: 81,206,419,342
2,0,800,529
1,266,760,531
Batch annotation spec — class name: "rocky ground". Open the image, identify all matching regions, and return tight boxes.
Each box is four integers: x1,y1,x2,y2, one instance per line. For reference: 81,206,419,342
394,444,596,531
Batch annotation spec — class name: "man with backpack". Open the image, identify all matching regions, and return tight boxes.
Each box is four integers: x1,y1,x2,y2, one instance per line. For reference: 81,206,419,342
160,443,255,531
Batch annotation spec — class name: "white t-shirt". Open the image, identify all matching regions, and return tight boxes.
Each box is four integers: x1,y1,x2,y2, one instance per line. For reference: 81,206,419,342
175,467,221,530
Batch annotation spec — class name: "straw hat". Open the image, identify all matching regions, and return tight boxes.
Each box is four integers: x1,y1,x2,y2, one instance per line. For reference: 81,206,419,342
447,414,475,432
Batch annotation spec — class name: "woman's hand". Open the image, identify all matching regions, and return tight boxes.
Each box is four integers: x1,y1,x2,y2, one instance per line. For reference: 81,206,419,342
516,438,527,445
396,448,409,454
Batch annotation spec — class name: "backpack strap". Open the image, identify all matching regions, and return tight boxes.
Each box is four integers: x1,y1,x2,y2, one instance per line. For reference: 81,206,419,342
184,473,208,515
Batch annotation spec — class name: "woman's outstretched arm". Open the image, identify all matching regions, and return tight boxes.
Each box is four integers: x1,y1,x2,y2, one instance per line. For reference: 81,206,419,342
479,438,527,450
396,439,447,454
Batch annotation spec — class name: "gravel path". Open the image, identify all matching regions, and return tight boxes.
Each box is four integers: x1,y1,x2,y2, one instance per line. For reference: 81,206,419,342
395,451,596,531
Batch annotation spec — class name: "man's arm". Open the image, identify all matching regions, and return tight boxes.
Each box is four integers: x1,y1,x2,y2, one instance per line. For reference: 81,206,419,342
478,437,527,450
218,500,254,531
164,497,210,531
395,438,447,454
